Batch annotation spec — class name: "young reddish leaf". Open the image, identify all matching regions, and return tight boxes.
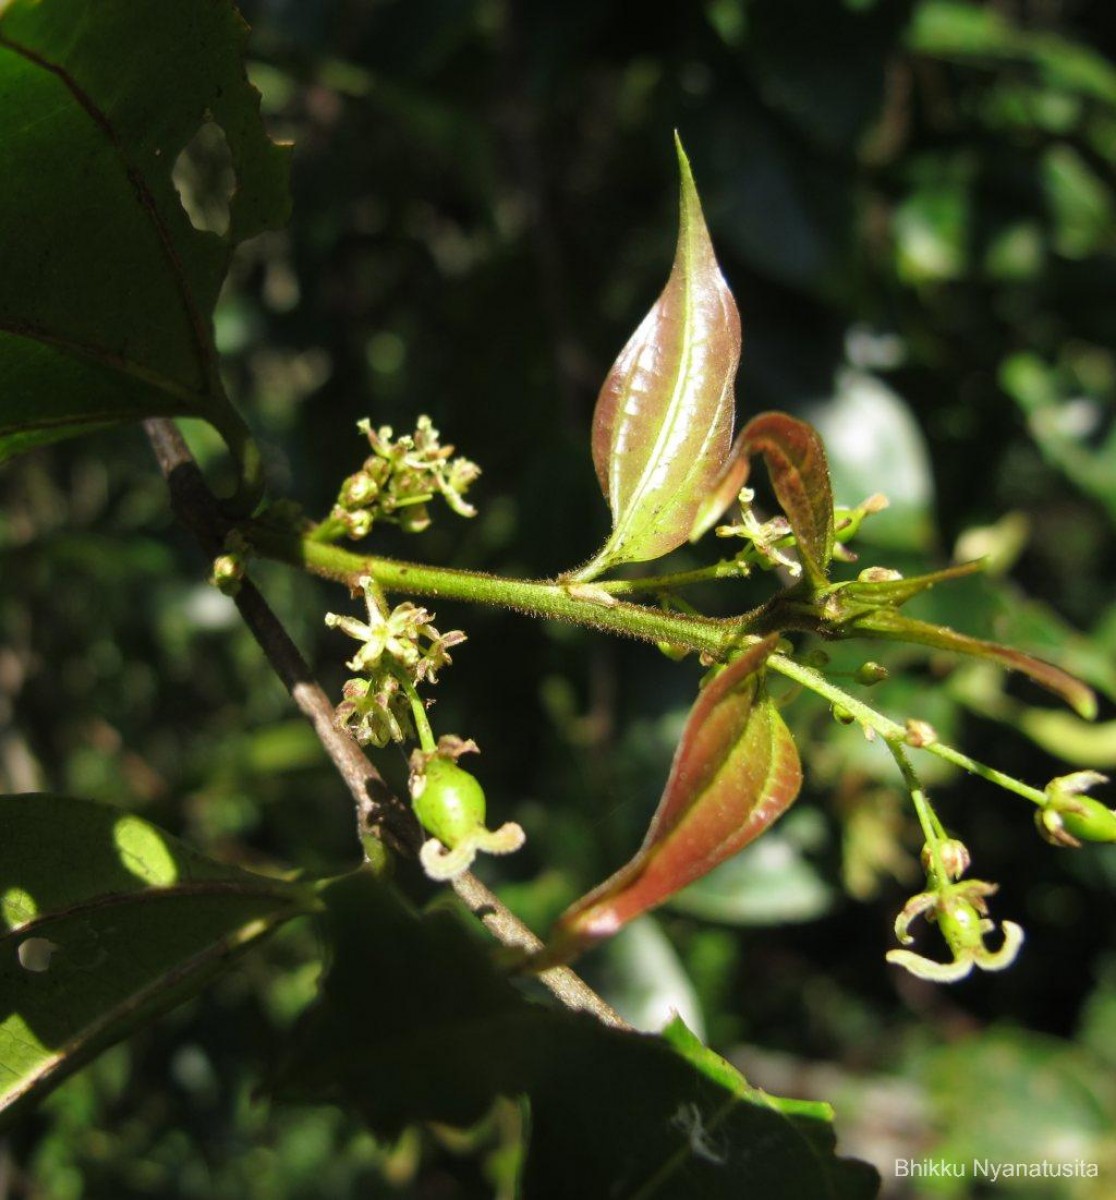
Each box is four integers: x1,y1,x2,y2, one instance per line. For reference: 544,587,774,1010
689,428,752,542
851,609,1097,719
738,413,835,587
549,635,802,958
575,134,741,578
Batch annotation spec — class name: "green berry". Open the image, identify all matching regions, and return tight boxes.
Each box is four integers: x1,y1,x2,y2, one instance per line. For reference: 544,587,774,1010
1057,795,1116,845
411,757,487,848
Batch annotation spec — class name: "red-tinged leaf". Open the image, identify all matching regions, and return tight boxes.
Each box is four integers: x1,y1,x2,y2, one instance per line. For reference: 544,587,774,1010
575,134,741,579
689,428,752,542
851,609,1097,719
740,413,835,586
550,635,802,957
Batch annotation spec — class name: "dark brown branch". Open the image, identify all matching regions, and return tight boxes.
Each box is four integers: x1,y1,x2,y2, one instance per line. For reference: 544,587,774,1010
143,418,628,1029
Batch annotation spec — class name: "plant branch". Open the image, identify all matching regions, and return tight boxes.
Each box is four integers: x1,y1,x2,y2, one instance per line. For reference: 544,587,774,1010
245,518,756,657
143,419,627,1029
247,517,1055,811
768,653,1050,806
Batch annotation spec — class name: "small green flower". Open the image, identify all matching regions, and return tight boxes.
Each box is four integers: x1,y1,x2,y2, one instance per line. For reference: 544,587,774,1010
325,577,465,682
886,879,1024,983
324,416,480,539
334,675,412,747
715,487,800,575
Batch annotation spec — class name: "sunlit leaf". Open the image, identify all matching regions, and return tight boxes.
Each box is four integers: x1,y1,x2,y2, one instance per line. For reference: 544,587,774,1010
576,134,741,578
0,0,290,497
0,794,314,1126
550,635,802,956
910,0,1116,106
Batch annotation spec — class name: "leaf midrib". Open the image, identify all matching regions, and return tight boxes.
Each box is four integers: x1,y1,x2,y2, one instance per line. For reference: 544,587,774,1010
0,29,219,396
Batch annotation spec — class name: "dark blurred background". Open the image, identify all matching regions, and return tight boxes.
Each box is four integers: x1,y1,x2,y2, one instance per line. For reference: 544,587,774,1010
3,1,1116,1196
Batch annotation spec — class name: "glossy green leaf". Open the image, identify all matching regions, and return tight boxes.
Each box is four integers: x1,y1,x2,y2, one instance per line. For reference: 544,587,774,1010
577,134,741,578
0,794,313,1126
850,608,1097,719
0,0,289,492
276,873,878,1200
551,635,802,957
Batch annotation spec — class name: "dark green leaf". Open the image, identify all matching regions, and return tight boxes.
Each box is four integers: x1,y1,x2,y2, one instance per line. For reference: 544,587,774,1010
0,0,289,488
0,794,313,1126
276,873,878,1200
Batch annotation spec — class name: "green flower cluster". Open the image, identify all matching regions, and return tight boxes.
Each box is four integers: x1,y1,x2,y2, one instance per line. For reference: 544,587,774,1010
326,576,465,747
329,416,480,538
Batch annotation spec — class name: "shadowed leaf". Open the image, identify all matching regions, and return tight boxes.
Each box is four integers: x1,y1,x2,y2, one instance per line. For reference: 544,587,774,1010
0,0,289,493
275,873,878,1200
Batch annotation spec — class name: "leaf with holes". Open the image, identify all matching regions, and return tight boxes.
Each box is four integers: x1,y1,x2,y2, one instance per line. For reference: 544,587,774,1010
574,134,742,579
0,794,315,1127
0,0,289,496
547,635,803,959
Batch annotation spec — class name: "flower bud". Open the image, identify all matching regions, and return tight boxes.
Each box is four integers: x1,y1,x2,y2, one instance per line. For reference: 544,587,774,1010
1058,795,1116,844
905,718,937,748
1039,771,1115,847
922,838,970,880
209,554,244,596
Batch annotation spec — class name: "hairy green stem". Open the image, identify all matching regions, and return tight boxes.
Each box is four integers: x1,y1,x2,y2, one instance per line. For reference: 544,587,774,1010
247,519,754,656
246,520,1053,811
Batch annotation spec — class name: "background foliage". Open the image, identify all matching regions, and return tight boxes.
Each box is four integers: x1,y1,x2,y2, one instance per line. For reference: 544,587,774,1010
2,0,1116,1195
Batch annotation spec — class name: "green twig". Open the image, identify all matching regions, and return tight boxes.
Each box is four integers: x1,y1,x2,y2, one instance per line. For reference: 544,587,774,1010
245,518,1055,814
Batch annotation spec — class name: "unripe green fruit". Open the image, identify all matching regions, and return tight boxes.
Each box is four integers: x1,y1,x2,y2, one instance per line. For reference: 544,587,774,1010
1058,796,1116,845
412,757,486,848
937,896,983,954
